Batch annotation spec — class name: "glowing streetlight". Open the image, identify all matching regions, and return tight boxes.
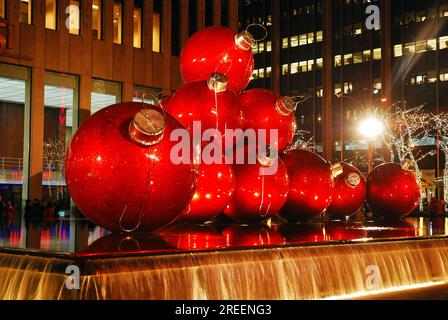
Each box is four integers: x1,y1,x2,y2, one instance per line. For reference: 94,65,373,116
358,116,384,140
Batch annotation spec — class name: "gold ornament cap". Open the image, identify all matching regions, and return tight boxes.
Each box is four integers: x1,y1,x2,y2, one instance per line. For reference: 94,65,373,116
275,96,297,116
331,163,344,179
235,30,256,51
207,73,228,93
129,107,166,147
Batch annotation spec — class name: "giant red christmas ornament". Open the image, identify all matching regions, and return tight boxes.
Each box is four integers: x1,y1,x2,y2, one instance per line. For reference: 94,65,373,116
180,26,255,93
327,162,367,219
165,73,243,149
281,150,336,222
65,102,197,233
180,161,234,224
224,145,290,223
366,163,420,219
239,89,297,152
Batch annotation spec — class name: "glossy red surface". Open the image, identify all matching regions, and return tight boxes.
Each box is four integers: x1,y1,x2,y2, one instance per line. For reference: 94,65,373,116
281,150,335,222
327,162,367,219
180,26,255,93
239,89,296,152
277,224,325,243
165,80,243,149
224,151,290,223
222,225,285,247
366,163,421,219
65,102,197,233
180,162,234,223
324,222,368,241
365,220,419,239
160,224,227,250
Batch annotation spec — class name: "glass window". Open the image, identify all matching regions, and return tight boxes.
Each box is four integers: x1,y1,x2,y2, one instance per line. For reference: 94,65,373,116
290,62,298,74
307,59,314,71
91,79,121,114
344,53,353,65
354,52,362,63
266,41,272,52
316,58,323,69
428,38,437,51
0,64,29,211
394,44,403,57
344,82,352,94
334,55,342,67
251,69,258,80
354,23,362,35
92,0,102,39
299,34,307,45
282,64,289,75
133,2,142,48
46,0,57,30
416,40,426,53
282,38,288,49
68,0,80,35
440,36,448,50
290,36,299,47
153,11,161,52
441,70,448,82
373,48,382,60
113,1,123,44
132,85,161,104
363,49,372,62
20,0,32,24
299,61,307,72
43,73,78,206
258,69,264,78
316,31,323,42
307,32,314,44
258,42,265,52
0,0,5,19
266,67,271,78
404,42,416,54
428,71,437,83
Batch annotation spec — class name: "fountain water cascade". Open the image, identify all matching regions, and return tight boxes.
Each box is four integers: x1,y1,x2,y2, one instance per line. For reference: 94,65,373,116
1,238,448,300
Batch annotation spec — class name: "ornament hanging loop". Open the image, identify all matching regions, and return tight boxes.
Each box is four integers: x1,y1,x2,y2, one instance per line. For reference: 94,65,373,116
119,205,142,233
246,23,268,43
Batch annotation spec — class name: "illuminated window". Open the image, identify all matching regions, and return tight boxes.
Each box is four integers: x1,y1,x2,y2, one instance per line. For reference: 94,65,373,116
290,62,298,74
307,60,314,71
316,31,323,42
299,61,307,72
251,45,258,54
259,69,264,78
299,34,307,45
282,38,288,49
20,0,32,24
0,0,4,18
404,42,415,54
307,32,314,44
68,0,80,35
416,40,426,53
373,81,382,90
291,36,299,47
394,44,403,57
266,67,271,78
354,52,362,64
316,58,323,69
416,11,426,22
91,79,122,114
153,7,161,52
266,41,272,52
344,53,353,65
251,70,259,80
344,82,352,94
354,23,362,35
440,70,448,82
373,48,381,60
416,74,425,85
316,88,323,98
113,1,123,44
334,84,342,95
335,55,342,67
282,64,289,75
428,39,437,51
45,0,57,30
92,0,102,40
258,42,265,53
440,36,448,50
428,71,437,83
133,2,142,48
363,49,372,62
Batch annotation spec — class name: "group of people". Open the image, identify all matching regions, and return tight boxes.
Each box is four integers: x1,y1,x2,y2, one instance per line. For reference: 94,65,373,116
0,195,61,222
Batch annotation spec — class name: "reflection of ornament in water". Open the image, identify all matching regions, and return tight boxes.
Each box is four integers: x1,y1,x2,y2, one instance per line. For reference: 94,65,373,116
159,224,227,251
65,102,197,233
222,224,285,248
277,224,325,244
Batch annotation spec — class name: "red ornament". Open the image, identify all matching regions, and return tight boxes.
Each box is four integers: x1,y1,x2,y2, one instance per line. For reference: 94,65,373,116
222,225,285,248
366,163,420,219
327,162,367,219
165,73,243,149
65,102,197,233
239,89,297,152
180,26,255,93
160,224,227,251
224,145,290,223
281,150,336,222
179,162,234,224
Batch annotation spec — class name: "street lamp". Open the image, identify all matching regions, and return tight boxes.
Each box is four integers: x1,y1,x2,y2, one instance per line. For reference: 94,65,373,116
358,116,385,172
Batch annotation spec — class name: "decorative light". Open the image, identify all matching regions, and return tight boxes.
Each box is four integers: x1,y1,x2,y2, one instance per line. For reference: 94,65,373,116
358,116,384,139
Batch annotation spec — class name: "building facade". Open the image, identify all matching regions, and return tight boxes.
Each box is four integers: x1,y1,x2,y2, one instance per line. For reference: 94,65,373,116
241,0,448,200
0,0,238,210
